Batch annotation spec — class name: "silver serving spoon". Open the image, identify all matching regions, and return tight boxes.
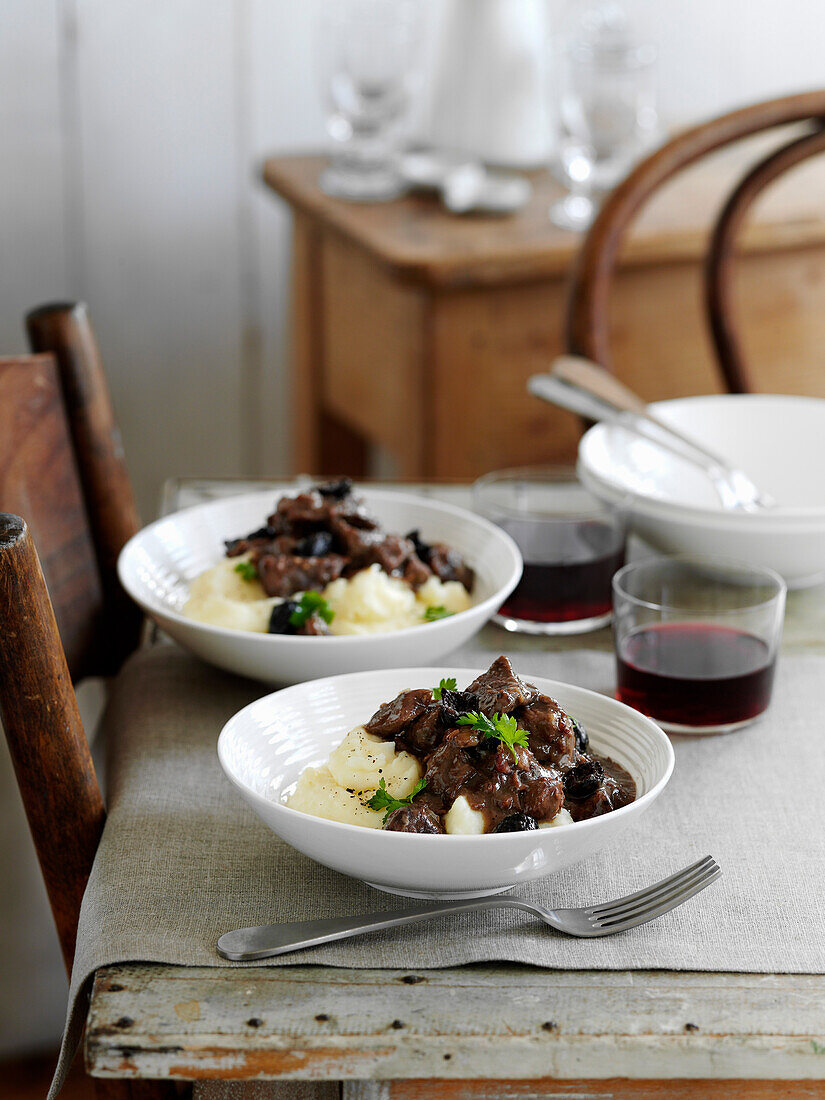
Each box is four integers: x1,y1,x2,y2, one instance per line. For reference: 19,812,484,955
529,356,775,512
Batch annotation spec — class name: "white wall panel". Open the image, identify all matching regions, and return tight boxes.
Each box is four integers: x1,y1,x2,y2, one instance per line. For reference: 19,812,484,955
0,0,68,352
618,0,825,123
245,0,326,475
70,0,247,515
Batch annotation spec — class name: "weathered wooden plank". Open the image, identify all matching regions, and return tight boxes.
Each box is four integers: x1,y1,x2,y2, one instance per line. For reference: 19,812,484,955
345,1081,825,1099
86,964,825,1082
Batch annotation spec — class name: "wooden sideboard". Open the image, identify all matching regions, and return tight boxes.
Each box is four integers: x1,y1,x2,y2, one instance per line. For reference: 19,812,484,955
263,138,825,479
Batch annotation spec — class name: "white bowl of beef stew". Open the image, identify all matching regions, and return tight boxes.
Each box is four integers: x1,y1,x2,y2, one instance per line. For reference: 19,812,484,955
218,664,674,898
118,486,522,685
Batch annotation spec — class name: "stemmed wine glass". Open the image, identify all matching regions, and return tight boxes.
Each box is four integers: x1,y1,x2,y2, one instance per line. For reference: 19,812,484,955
551,2,658,230
319,0,423,202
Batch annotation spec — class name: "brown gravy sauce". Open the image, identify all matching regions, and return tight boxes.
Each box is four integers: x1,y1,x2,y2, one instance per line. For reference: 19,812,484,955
597,754,637,804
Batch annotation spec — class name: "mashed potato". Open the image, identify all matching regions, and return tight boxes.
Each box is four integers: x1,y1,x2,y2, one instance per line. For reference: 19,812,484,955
285,726,573,835
183,556,281,632
183,559,472,636
286,726,423,827
324,564,470,635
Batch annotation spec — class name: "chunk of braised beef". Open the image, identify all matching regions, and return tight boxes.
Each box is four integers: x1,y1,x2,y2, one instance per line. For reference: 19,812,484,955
330,515,384,561
267,600,300,635
384,805,444,833
571,718,589,754
397,705,445,756
365,688,434,737
270,491,331,534
465,656,535,716
364,534,415,576
333,495,379,528
493,812,538,833
256,553,346,598
402,553,432,589
563,759,605,801
424,728,481,802
517,696,577,769
316,477,353,500
293,531,335,558
427,543,475,591
519,758,564,822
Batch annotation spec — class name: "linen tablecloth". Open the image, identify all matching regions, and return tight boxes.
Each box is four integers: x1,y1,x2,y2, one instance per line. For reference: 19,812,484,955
51,636,825,1095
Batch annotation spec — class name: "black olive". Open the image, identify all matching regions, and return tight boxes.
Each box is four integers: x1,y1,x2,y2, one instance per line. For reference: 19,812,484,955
571,718,589,754
493,813,539,833
317,478,353,499
563,759,604,801
294,531,334,557
406,528,432,564
267,600,300,635
224,525,277,554
440,689,479,715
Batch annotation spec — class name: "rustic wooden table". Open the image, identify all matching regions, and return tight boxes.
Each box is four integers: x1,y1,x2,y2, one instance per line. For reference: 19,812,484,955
85,479,825,1100
263,143,825,482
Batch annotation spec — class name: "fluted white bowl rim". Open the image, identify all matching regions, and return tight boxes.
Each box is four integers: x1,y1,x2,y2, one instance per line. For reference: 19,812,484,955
218,666,675,845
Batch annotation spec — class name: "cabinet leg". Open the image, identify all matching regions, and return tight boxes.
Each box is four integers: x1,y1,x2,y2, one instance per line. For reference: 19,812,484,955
319,410,369,477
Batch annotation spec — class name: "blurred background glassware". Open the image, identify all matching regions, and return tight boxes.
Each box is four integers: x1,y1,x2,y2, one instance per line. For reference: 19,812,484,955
550,1,659,230
319,0,423,202
613,556,786,735
474,467,627,635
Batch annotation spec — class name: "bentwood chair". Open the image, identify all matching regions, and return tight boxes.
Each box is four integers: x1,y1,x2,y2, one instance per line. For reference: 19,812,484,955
565,89,825,392
0,302,171,1098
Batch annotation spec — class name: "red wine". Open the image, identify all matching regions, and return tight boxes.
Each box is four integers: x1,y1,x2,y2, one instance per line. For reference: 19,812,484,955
617,622,775,729
497,518,624,623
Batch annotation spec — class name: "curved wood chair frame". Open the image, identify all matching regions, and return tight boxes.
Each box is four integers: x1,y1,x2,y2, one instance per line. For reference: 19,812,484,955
705,122,825,392
1,304,169,1096
565,90,825,390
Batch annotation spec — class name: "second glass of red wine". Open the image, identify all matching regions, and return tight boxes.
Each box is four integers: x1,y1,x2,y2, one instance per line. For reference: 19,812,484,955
613,556,786,734
473,467,627,635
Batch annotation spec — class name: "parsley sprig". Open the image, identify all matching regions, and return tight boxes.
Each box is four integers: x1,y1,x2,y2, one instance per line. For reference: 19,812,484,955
365,776,428,824
424,605,452,622
456,711,530,762
432,676,457,701
289,591,335,628
233,560,259,582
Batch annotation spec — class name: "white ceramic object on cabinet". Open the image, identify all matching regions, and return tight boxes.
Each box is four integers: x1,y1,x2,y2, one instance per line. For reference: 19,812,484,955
427,0,550,167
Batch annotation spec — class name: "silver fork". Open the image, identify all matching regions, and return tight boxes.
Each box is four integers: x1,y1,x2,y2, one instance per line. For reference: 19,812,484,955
217,855,721,961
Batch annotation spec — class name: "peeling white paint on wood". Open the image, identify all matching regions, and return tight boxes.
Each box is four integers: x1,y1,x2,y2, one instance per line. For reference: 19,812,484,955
86,963,825,1082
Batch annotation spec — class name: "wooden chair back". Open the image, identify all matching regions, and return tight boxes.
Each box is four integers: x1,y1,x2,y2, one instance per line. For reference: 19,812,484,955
0,302,141,972
565,90,825,392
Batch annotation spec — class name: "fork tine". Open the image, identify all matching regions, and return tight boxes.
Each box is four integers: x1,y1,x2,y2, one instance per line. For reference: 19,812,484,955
593,866,722,933
586,856,715,917
590,858,720,922
590,866,717,925
591,864,721,927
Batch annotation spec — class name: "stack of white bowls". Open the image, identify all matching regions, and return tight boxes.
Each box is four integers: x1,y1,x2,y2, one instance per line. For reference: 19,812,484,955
577,394,825,589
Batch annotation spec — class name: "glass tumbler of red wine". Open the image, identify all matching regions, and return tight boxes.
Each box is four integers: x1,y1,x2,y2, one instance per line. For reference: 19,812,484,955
613,556,786,734
473,467,627,634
